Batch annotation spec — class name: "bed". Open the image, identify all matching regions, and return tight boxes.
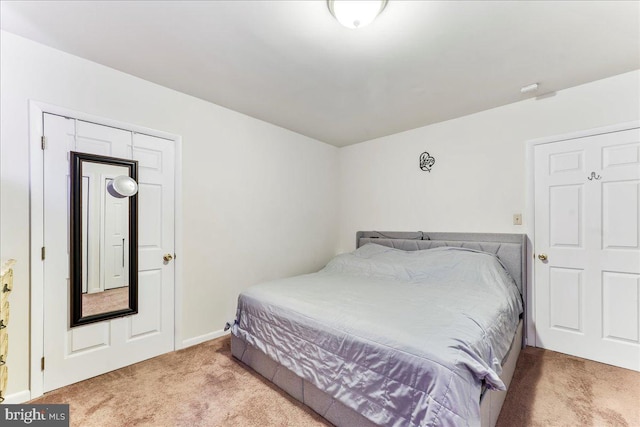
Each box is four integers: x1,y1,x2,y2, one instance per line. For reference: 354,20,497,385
230,232,527,427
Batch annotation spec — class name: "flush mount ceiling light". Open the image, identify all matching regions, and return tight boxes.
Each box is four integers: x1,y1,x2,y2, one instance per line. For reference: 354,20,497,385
328,0,388,29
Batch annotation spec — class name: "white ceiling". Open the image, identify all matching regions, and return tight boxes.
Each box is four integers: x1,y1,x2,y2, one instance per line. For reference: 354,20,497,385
2,1,639,147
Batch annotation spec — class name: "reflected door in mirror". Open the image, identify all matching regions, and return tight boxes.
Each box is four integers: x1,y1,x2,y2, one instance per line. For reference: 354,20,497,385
70,152,139,326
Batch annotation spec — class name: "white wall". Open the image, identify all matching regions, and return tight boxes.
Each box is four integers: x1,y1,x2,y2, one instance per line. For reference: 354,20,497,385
338,70,640,252
0,31,339,399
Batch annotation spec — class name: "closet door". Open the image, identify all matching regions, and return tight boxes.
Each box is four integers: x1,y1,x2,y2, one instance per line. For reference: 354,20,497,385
42,114,176,391
534,127,640,371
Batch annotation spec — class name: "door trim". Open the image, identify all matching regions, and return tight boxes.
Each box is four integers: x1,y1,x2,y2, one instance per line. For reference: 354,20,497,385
525,120,640,348
28,100,184,399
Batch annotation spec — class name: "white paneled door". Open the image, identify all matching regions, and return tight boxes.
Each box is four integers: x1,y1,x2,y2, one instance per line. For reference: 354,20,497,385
534,127,640,371
42,113,175,391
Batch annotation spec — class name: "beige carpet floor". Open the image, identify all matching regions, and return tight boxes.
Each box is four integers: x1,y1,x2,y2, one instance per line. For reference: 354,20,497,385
31,336,640,427
82,287,130,317
496,346,640,427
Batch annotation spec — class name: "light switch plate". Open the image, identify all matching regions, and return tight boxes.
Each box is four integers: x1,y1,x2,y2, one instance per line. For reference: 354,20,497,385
513,214,522,225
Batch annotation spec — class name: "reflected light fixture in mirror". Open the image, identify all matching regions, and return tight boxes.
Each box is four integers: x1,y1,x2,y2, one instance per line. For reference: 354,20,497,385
108,175,139,198
328,0,388,29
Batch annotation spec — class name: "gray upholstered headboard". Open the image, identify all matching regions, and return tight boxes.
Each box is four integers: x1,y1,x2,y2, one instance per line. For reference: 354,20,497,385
356,231,527,296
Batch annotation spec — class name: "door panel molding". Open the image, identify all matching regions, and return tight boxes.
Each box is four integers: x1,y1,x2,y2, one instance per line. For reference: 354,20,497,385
28,101,183,399
526,120,640,370
525,121,640,347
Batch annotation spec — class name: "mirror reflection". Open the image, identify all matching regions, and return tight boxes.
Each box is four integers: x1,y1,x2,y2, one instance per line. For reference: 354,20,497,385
70,152,138,326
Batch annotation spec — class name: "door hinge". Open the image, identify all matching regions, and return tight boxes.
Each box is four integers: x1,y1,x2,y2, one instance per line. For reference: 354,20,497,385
41,136,47,150
41,247,46,260
41,357,45,371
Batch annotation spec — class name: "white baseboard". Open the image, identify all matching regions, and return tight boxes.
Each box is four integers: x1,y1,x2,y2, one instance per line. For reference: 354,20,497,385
180,329,228,349
3,390,31,404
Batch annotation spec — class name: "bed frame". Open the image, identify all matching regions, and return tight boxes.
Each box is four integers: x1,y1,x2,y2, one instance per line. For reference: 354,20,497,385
231,231,527,427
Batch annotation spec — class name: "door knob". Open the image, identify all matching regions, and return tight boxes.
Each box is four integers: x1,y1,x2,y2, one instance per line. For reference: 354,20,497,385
163,254,173,262
538,253,548,261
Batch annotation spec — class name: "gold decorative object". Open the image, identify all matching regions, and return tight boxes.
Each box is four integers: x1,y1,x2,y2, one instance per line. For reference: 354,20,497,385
0,259,15,403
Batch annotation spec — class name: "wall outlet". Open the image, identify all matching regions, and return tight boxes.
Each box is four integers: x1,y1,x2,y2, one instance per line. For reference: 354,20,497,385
513,213,523,225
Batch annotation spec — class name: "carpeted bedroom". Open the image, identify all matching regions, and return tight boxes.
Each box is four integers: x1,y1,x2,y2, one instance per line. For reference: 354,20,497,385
2,2,639,426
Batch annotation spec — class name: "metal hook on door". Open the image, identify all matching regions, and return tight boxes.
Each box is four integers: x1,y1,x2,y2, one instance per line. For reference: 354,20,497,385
587,172,601,181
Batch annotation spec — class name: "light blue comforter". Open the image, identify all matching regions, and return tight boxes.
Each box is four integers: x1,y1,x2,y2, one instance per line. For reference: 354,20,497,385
232,244,523,426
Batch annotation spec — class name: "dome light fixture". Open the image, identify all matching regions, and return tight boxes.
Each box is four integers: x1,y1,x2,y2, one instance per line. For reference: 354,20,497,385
328,0,388,29
107,175,139,198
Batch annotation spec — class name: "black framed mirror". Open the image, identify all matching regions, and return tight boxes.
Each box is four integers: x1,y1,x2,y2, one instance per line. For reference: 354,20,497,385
70,151,138,327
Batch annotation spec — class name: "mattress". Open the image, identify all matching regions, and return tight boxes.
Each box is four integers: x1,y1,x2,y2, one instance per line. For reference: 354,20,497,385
231,244,523,427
